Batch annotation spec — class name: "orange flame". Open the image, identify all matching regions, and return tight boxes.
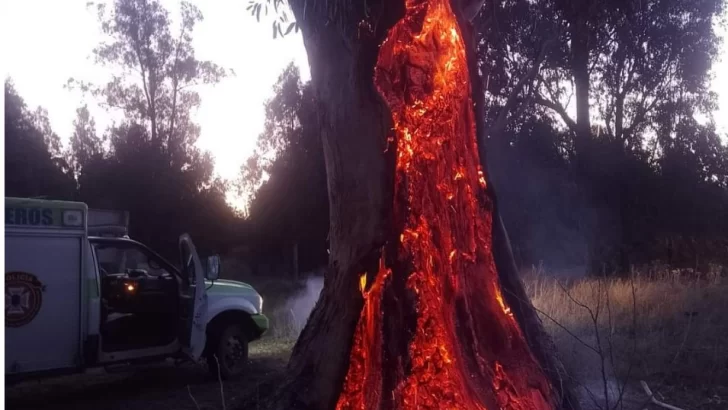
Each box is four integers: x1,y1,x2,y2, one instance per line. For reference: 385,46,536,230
336,0,556,409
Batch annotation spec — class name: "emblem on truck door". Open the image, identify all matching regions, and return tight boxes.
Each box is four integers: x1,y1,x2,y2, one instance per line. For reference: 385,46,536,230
5,272,44,327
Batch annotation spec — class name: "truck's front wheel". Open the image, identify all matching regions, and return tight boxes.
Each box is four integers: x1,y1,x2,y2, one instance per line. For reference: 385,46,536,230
207,323,249,379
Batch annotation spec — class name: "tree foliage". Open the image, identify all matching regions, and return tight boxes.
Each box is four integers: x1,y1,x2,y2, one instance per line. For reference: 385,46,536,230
70,0,229,164
240,64,329,273
465,0,728,270
246,0,297,39
5,79,76,199
5,0,240,260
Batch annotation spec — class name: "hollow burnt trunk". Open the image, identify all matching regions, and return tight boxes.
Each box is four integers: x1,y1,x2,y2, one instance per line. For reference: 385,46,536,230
250,1,581,409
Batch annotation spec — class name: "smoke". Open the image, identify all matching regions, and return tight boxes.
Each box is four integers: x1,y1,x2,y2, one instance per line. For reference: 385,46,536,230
271,274,324,339
485,126,603,276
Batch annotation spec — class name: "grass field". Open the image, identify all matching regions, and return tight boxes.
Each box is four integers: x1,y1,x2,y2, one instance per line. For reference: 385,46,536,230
524,266,728,409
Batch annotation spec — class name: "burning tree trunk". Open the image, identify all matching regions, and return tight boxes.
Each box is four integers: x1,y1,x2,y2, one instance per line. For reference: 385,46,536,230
252,1,581,409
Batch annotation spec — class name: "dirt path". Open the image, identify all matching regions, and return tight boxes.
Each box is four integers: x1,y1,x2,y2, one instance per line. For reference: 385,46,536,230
7,338,721,410
6,340,292,410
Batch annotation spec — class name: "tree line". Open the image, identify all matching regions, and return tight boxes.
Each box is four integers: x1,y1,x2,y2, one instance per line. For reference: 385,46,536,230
243,0,728,274
6,0,728,274
5,0,239,260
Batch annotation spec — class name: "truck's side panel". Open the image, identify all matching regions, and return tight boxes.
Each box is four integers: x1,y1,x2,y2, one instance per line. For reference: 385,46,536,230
5,232,83,374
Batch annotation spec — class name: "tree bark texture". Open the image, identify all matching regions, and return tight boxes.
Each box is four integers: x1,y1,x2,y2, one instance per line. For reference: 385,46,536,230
247,1,581,409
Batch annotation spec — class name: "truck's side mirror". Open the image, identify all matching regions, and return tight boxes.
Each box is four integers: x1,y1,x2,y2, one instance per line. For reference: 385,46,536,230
205,255,220,281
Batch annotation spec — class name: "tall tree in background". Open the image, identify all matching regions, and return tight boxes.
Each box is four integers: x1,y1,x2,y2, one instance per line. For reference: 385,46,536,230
240,64,329,274
65,0,238,257
474,0,728,270
5,0,240,259
476,0,724,151
71,0,228,165
68,105,105,179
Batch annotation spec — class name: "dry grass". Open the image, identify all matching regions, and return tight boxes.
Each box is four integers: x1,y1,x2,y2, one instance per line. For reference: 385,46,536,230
524,266,728,409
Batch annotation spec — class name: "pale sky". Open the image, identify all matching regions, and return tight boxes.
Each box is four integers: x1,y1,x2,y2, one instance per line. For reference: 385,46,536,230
1,0,310,207
1,1,727,208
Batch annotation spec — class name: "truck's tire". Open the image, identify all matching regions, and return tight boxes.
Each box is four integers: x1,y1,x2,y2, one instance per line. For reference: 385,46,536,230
206,323,249,380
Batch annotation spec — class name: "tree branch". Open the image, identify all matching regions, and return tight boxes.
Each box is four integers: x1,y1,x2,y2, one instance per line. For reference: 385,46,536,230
488,39,553,138
169,23,187,143
535,95,578,132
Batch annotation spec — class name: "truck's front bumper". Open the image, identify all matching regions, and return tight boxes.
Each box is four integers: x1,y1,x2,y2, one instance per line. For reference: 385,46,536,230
251,314,269,338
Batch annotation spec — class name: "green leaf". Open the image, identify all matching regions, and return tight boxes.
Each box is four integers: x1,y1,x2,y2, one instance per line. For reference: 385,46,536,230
278,23,284,37
273,22,278,39
285,22,296,35
256,4,261,22
246,4,253,11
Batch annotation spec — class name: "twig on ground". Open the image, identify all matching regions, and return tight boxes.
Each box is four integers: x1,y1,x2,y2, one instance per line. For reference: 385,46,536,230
640,380,685,410
502,286,601,356
594,278,610,410
670,313,693,366
558,278,612,410
558,280,598,322
214,355,227,410
188,385,201,410
611,273,638,410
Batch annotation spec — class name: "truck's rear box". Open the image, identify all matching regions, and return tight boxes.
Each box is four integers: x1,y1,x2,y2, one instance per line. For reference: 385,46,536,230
5,198,87,375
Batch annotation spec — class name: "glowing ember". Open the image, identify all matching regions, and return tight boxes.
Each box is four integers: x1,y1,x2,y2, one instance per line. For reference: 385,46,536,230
336,0,557,409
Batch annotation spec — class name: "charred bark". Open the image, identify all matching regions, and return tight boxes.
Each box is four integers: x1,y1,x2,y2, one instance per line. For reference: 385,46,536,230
245,1,581,409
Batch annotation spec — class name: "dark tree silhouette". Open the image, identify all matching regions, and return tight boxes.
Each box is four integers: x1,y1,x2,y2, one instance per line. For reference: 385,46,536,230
60,0,239,258
473,0,728,270
240,64,329,275
5,79,76,200
2,0,241,259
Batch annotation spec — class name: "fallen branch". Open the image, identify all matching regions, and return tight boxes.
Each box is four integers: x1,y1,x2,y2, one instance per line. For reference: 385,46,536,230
640,380,685,410
214,355,227,410
188,385,201,410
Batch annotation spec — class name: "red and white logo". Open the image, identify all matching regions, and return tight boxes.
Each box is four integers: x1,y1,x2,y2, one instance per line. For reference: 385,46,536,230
5,272,44,328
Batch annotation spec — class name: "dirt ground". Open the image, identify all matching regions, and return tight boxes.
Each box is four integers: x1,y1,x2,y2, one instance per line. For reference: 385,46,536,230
6,337,724,410
5,339,293,410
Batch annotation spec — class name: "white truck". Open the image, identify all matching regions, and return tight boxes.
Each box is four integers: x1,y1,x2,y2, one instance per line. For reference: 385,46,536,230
5,197,269,384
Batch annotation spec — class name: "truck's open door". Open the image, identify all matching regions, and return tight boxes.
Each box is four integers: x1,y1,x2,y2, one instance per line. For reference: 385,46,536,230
178,234,208,360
